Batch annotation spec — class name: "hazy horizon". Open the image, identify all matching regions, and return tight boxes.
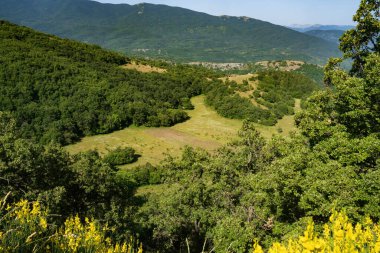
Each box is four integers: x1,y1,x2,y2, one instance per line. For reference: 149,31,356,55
94,0,360,26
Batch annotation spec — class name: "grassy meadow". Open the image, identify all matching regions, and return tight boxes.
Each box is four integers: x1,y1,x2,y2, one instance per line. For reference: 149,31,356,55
66,93,299,168
121,61,167,73
66,95,242,167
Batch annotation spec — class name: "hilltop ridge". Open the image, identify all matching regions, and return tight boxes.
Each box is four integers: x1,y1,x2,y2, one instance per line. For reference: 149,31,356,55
0,0,340,64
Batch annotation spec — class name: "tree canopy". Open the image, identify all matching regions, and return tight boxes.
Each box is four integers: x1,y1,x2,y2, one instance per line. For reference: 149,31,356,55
0,1,379,252
131,1,380,251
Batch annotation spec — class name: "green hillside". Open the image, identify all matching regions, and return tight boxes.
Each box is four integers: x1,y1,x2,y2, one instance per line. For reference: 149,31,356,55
305,29,345,44
0,1,380,252
0,20,323,147
0,20,215,145
0,0,340,64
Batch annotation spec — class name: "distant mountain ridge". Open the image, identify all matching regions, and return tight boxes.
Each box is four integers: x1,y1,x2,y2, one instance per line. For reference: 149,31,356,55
0,0,340,64
289,24,354,33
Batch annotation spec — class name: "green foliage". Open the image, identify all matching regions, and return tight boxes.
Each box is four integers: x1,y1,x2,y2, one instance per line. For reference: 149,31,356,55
135,123,274,252
294,63,325,86
253,70,319,119
0,21,208,145
204,80,276,125
119,163,162,186
0,0,340,64
204,70,319,126
0,115,137,240
0,2,379,253
0,197,141,253
135,112,380,252
256,71,319,99
132,2,380,251
339,0,380,75
305,29,345,44
297,55,380,144
104,147,138,166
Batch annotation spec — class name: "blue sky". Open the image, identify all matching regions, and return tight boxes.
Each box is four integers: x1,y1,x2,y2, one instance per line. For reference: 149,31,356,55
96,0,360,26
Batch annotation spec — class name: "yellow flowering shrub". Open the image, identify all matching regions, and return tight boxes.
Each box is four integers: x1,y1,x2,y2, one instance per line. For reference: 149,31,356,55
253,211,380,253
53,215,141,253
0,198,49,252
0,196,142,253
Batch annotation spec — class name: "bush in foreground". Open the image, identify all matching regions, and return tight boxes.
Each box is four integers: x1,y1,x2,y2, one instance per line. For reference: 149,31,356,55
254,211,380,253
0,195,142,253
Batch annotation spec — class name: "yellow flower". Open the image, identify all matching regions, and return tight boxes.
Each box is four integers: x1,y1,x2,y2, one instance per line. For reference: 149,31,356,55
365,217,373,226
253,240,264,253
324,224,330,239
1,198,141,253
14,199,29,222
31,202,40,216
137,243,143,253
254,212,380,253
39,217,48,229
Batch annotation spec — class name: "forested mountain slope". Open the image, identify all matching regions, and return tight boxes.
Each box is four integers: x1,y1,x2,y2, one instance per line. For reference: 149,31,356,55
0,20,322,147
0,0,340,64
0,20,210,145
305,29,345,44
0,1,379,252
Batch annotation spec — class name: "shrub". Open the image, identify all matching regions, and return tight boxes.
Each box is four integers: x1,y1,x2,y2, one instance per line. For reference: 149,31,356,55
0,196,142,253
120,163,163,187
103,147,137,166
254,211,380,253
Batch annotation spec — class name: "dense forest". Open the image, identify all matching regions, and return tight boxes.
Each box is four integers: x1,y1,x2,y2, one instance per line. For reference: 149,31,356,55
0,0,379,252
0,20,314,145
0,20,215,145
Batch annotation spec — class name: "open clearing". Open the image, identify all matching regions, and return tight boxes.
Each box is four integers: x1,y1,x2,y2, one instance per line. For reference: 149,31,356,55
255,60,305,71
66,95,299,168
121,61,167,73
219,73,258,87
66,95,242,168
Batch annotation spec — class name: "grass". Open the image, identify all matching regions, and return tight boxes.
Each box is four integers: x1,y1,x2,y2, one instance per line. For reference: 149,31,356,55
220,73,267,109
264,98,301,137
121,61,166,73
219,73,258,87
66,95,242,168
66,95,299,168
